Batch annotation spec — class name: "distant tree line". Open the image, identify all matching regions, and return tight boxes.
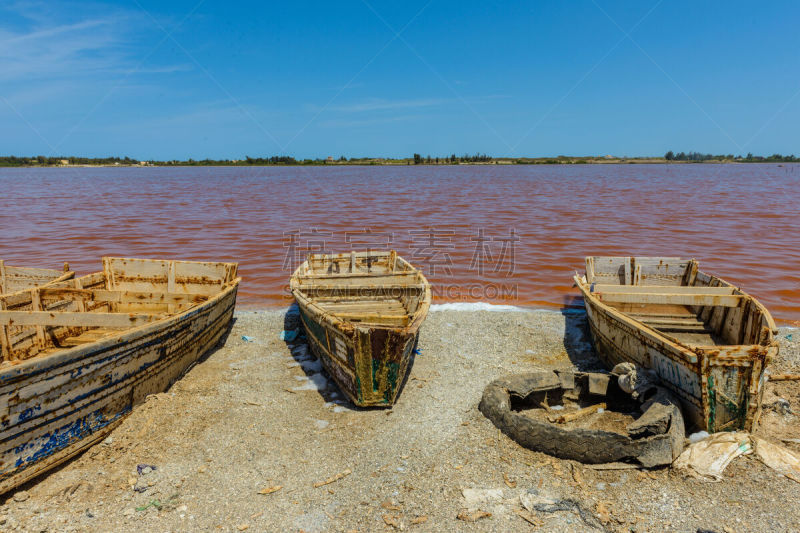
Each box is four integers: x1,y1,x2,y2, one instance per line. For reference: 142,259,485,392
664,151,798,162
0,155,138,167
412,153,492,164
3,152,798,167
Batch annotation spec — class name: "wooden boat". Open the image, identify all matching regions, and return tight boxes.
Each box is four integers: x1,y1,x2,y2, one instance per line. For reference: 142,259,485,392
290,251,430,407
0,260,74,295
0,257,239,494
575,256,778,432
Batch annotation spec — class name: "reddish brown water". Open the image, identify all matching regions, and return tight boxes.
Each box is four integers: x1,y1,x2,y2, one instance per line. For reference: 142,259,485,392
2,164,798,323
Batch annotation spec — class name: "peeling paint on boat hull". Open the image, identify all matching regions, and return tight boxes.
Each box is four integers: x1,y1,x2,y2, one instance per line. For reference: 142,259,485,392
0,284,237,494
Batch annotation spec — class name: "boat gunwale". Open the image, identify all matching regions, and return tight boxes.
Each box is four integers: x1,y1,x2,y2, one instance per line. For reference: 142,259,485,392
574,274,699,364
690,269,778,340
0,274,241,378
290,252,431,334
0,273,239,494
575,266,777,355
0,267,75,297
0,289,239,439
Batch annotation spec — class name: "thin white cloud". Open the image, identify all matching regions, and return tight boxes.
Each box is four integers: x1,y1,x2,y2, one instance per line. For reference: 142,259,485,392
0,18,110,46
335,98,447,112
307,95,511,114
0,2,183,83
306,97,448,114
109,64,194,75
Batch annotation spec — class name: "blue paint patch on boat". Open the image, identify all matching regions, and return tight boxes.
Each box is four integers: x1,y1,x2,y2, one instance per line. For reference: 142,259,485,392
0,294,236,482
18,406,41,423
9,408,130,472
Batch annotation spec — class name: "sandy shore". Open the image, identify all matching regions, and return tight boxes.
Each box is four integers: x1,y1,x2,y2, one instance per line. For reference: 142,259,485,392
1,307,799,532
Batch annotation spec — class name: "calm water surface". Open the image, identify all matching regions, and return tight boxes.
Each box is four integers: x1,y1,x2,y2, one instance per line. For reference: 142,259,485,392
1,164,798,323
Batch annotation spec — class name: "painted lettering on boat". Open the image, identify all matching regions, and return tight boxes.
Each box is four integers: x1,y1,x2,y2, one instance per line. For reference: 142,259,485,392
650,350,701,399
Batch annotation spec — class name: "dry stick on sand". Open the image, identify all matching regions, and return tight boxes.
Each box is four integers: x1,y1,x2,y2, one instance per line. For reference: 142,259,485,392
457,509,492,522
313,468,352,488
769,374,800,381
515,509,543,526
382,514,401,528
548,403,606,424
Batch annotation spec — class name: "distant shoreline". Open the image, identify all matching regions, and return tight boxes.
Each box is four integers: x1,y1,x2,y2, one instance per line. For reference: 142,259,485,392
2,158,799,168
2,151,799,168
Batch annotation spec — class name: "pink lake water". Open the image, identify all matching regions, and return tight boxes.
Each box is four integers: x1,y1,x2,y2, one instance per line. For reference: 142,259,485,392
1,164,798,323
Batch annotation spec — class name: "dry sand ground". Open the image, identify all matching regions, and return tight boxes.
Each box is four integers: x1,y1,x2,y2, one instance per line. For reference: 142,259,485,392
1,307,799,533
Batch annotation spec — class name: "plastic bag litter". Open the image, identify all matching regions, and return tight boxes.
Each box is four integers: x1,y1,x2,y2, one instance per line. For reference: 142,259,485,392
752,436,800,483
241,335,255,342
673,432,752,481
674,432,800,483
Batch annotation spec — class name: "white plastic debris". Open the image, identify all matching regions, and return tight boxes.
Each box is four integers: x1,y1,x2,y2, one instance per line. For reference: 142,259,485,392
674,432,800,483
461,488,503,510
689,431,710,443
752,436,800,483
673,431,752,481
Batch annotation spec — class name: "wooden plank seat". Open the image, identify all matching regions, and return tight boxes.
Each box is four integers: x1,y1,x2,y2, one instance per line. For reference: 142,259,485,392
297,273,424,288
591,284,742,307
58,328,118,347
298,271,419,281
594,291,742,307
38,287,210,304
643,323,711,333
636,317,706,327
316,300,407,313
628,312,698,320
589,284,735,295
0,311,163,328
314,298,410,326
302,284,424,294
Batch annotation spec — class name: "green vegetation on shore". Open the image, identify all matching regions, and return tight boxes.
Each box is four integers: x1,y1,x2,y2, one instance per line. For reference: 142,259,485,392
0,152,797,167
664,151,798,163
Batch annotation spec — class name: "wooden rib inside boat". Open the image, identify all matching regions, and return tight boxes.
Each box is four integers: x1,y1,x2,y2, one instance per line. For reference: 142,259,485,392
575,256,778,432
0,260,74,295
290,250,431,407
0,257,239,494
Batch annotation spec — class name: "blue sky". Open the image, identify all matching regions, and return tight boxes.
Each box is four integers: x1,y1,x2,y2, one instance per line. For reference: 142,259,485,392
1,0,799,160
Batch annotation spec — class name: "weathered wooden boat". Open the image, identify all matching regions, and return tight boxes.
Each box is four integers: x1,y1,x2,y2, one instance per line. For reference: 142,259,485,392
0,257,239,494
575,256,778,432
0,260,73,295
290,251,430,407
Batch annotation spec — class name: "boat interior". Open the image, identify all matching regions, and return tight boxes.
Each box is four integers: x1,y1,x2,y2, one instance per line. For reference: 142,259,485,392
293,251,429,328
0,261,73,295
0,258,238,363
584,256,776,348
